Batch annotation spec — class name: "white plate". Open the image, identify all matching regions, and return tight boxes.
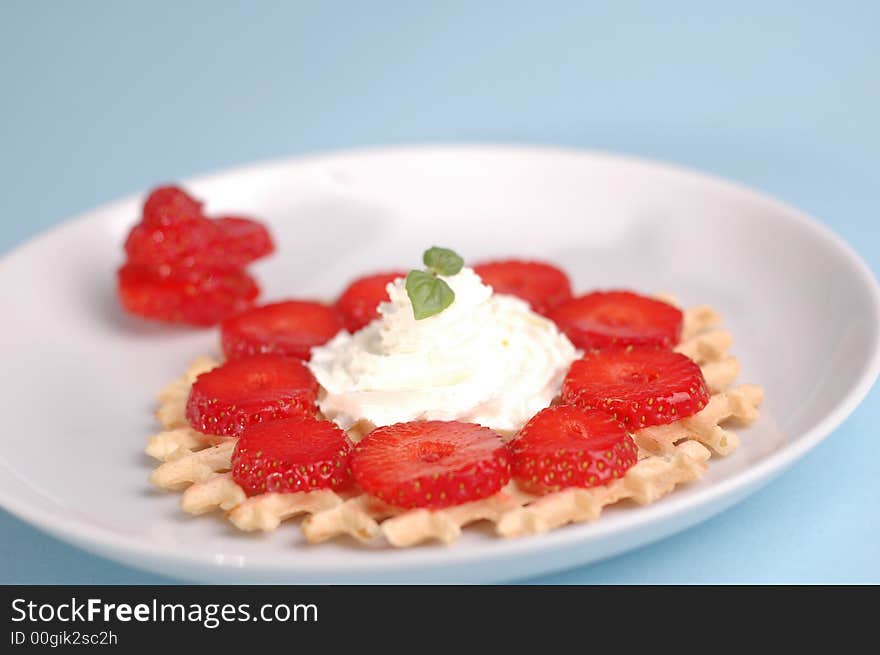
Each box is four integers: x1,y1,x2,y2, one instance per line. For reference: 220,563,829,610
1,145,878,583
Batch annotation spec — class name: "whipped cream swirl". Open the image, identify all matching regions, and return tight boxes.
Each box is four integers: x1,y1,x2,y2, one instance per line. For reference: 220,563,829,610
308,267,578,435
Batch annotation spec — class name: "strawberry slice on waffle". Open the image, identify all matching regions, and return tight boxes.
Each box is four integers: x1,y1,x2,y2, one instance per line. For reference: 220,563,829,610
510,405,638,494
549,290,682,350
562,348,710,429
232,417,353,496
352,421,512,510
186,354,318,437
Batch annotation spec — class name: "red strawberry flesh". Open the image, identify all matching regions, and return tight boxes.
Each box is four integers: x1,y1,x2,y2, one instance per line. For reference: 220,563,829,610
561,348,709,429
117,263,258,326
212,216,275,267
474,259,572,315
352,421,512,509
221,300,344,361
186,354,318,436
335,270,405,333
511,405,637,494
549,290,682,350
142,185,204,226
118,185,276,325
232,417,352,496
124,216,219,271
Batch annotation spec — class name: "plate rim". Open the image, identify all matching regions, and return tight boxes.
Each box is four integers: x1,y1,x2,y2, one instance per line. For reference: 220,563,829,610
1,143,878,579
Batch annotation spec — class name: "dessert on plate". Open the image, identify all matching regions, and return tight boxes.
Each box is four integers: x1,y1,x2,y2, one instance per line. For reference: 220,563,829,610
126,186,763,547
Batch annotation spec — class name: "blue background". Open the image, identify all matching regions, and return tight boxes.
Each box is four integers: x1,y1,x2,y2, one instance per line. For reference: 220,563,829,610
1,1,877,583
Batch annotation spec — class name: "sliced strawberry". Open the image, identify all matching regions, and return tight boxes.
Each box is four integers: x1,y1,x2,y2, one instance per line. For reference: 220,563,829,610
119,185,274,327
561,348,709,429
117,264,258,326
220,300,344,361
124,214,219,270
186,354,318,436
335,270,405,333
126,185,274,272
510,406,637,494
125,215,274,272
474,259,572,314
213,216,275,266
549,290,682,350
142,185,204,226
232,417,352,496
351,421,511,509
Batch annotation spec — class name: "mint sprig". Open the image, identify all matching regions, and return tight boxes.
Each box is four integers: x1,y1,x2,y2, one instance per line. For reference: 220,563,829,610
406,270,455,320
406,246,464,320
423,246,464,276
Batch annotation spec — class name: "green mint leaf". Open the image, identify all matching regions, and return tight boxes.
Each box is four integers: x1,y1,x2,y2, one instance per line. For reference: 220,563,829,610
406,270,456,320
423,246,464,276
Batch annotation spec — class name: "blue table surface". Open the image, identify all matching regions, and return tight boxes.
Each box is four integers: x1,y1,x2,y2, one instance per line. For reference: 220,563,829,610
1,1,878,584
